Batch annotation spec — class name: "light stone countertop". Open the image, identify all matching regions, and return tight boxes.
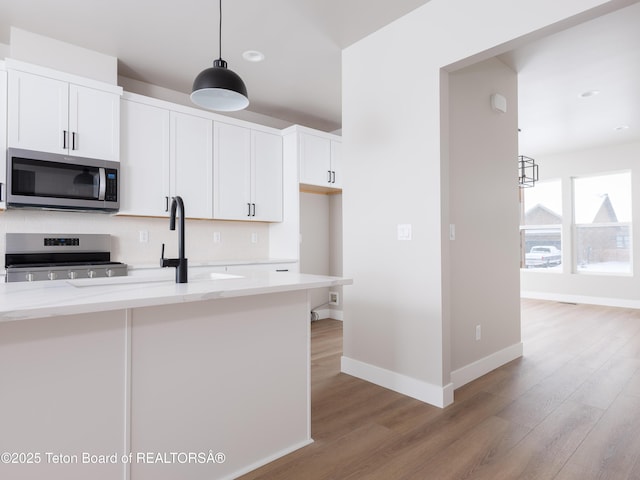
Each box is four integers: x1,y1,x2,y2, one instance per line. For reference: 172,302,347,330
0,269,351,323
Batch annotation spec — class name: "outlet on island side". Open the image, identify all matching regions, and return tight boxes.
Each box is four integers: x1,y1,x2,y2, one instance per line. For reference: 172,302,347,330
329,291,339,306
475,324,481,341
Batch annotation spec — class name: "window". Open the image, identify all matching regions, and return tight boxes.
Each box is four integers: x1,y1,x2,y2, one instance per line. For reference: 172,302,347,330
573,172,632,274
520,179,562,270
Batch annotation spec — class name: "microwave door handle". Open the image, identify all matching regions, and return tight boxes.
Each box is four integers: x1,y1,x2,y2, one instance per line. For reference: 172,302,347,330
98,168,106,200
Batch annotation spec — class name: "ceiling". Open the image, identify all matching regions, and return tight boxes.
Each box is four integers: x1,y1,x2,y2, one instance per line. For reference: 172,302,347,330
499,1,640,157
0,0,638,156
0,0,429,132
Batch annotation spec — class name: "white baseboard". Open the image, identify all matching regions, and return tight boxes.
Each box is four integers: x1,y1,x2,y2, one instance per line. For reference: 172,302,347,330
521,291,640,309
341,356,454,408
311,308,343,321
450,342,523,389
220,439,314,480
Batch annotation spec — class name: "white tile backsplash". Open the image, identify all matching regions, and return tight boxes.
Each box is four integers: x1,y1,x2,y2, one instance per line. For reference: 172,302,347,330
0,209,269,266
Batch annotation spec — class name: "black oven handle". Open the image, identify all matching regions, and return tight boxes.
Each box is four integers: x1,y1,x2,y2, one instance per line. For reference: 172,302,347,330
98,168,106,201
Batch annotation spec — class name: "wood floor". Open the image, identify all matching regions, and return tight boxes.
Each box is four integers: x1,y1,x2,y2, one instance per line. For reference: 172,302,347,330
239,299,640,479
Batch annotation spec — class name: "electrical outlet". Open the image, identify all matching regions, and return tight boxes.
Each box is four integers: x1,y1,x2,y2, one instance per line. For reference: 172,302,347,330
213,232,221,243
329,291,339,306
139,230,149,243
475,325,482,341
251,233,259,244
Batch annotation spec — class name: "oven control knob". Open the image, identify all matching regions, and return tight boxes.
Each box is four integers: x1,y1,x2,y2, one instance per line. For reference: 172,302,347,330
25,273,35,282
47,271,58,281
68,271,78,280
88,270,96,278
106,269,114,277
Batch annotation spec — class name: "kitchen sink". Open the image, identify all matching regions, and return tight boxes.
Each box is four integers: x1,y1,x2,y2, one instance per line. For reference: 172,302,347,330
67,271,243,287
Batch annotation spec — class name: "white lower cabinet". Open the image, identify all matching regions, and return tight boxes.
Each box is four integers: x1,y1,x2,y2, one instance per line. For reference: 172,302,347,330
213,122,283,222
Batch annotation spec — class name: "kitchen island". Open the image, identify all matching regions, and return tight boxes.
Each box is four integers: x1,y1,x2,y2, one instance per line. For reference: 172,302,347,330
0,270,351,480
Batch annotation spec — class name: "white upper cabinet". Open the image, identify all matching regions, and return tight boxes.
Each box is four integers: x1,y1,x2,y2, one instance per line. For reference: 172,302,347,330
120,96,213,219
69,84,120,161
299,131,341,189
8,68,120,161
119,98,170,217
170,111,213,219
214,122,283,222
330,139,342,189
252,130,283,221
213,122,252,220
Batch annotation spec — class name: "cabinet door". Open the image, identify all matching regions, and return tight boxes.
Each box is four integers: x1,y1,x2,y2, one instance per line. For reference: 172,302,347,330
7,70,69,154
299,132,331,186
119,99,170,216
69,85,120,161
252,130,283,222
171,111,213,219
213,122,252,220
330,140,342,188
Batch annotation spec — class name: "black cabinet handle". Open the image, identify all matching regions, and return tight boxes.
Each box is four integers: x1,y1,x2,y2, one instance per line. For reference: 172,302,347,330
165,196,169,212
331,171,336,183
247,203,252,217
63,130,68,149
251,203,256,217
72,132,77,150
328,170,332,183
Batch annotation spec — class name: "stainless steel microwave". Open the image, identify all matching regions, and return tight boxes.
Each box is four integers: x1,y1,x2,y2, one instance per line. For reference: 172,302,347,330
5,148,119,212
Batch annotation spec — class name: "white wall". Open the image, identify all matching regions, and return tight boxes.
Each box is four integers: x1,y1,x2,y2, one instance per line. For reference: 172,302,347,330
342,0,625,407
10,27,117,85
448,58,522,375
521,141,640,307
119,76,292,131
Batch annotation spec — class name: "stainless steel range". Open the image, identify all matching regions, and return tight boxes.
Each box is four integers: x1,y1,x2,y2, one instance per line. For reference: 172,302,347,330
5,233,127,282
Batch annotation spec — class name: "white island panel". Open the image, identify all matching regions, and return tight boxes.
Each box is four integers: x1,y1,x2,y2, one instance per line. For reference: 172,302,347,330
0,310,128,480
130,290,311,479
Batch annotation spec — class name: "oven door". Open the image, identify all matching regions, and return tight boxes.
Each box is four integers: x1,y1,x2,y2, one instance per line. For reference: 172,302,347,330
6,148,119,212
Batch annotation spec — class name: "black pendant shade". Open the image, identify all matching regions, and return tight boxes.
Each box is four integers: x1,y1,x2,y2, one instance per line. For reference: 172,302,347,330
191,59,249,111
191,0,249,112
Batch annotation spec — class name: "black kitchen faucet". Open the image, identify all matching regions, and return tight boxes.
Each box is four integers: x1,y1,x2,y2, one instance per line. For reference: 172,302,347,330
160,196,188,283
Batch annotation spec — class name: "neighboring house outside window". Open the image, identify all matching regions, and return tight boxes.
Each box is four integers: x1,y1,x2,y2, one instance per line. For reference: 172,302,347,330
520,179,562,271
573,172,632,274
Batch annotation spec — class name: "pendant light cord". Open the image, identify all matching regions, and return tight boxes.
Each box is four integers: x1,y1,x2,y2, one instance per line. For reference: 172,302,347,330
218,0,222,60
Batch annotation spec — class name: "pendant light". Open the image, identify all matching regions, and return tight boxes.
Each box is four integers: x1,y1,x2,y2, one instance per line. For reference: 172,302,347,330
191,0,249,111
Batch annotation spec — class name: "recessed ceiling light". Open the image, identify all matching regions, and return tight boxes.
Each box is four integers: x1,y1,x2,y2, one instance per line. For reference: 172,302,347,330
615,125,629,131
579,90,600,98
242,50,265,62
